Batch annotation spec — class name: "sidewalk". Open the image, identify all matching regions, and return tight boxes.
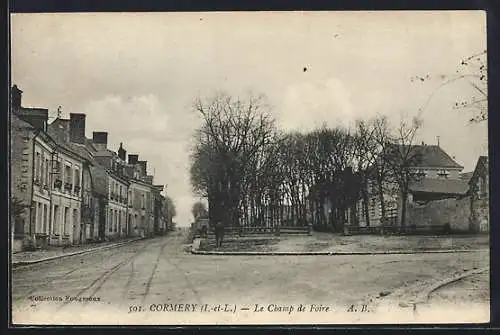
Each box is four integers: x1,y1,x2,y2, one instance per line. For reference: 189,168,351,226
12,237,144,267
192,233,489,255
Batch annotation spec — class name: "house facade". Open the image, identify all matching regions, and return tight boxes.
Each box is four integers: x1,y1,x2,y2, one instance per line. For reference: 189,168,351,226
11,87,86,249
107,173,130,238
10,111,43,252
469,156,489,232
48,143,84,246
153,186,166,235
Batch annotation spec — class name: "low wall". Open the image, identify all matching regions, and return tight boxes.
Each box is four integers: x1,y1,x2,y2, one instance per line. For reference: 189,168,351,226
407,196,471,232
12,238,23,253
472,197,489,233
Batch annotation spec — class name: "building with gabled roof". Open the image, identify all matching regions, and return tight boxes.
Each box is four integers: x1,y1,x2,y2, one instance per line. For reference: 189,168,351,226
354,141,466,229
11,85,88,250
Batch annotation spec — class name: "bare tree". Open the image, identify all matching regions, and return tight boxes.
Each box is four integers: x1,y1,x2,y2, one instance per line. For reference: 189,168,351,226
165,195,177,231
191,201,208,221
304,125,356,231
190,91,276,228
385,116,424,228
412,50,487,123
352,119,379,226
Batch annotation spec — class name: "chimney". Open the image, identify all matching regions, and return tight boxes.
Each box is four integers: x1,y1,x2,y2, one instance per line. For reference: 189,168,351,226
92,131,108,151
128,154,139,165
69,113,86,144
11,85,23,110
138,160,147,175
118,142,127,161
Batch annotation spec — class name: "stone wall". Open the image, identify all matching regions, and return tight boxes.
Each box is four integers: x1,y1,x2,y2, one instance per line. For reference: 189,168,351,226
407,196,472,232
471,197,489,233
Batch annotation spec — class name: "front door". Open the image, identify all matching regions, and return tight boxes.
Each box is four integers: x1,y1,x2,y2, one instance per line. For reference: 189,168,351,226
98,201,106,239
72,209,80,244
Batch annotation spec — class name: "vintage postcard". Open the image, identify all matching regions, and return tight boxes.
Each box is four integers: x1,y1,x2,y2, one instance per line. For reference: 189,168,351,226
9,11,489,325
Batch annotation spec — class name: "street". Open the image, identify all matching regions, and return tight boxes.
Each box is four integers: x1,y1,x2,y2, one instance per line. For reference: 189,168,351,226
12,230,490,325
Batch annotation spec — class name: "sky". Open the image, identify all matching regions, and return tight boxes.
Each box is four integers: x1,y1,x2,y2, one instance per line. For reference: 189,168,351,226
11,11,488,227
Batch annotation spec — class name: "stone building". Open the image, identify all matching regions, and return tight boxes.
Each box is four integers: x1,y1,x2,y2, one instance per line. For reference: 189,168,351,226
88,133,131,240
469,156,489,233
354,142,466,228
10,85,86,250
48,113,97,245
153,186,166,235
10,85,166,248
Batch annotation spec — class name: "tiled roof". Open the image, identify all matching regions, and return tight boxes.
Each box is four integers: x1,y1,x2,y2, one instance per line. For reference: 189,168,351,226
67,142,94,163
11,113,35,130
459,172,474,183
469,156,489,184
409,178,469,195
47,120,94,162
388,144,463,169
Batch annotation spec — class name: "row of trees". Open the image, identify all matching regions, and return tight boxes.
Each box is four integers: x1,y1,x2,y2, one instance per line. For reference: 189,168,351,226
189,91,424,231
189,51,487,231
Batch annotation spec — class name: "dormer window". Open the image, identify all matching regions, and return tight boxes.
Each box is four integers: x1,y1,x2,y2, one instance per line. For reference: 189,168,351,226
437,169,450,178
416,169,427,178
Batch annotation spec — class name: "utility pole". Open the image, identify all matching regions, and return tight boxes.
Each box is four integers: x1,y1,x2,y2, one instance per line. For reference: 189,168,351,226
437,136,440,147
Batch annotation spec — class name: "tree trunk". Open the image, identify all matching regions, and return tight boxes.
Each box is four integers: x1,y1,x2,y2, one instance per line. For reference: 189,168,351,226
400,191,408,229
377,179,386,220
362,191,370,227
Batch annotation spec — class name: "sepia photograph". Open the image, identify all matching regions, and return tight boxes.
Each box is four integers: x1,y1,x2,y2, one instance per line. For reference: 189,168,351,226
9,11,489,325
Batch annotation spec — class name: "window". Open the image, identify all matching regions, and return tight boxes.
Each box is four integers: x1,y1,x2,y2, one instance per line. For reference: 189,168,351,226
117,211,121,233
35,152,41,182
141,194,145,209
416,169,427,178
74,168,80,190
54,160,61,180
109,209,113,232
114,210,118,232
53,205,59,234
43,204,49,234
40,155,45,184
128,190,132,206
437,169,450,179
45,158,50,185
64,165,71,183
36,202,42,233
64,207,69,235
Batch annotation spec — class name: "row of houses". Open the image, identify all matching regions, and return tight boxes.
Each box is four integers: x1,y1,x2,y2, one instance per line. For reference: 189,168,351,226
10,85,172,252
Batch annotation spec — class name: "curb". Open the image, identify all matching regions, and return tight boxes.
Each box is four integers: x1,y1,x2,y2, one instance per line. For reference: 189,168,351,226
190,248,489,256
12,237,146,268
398,266,489,308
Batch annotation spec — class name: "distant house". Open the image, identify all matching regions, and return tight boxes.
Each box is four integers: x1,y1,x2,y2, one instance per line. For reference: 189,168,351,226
469,156,489,232
355,142,466,228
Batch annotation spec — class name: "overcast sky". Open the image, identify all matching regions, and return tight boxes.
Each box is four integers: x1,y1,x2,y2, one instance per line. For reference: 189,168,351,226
11,11,487,226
